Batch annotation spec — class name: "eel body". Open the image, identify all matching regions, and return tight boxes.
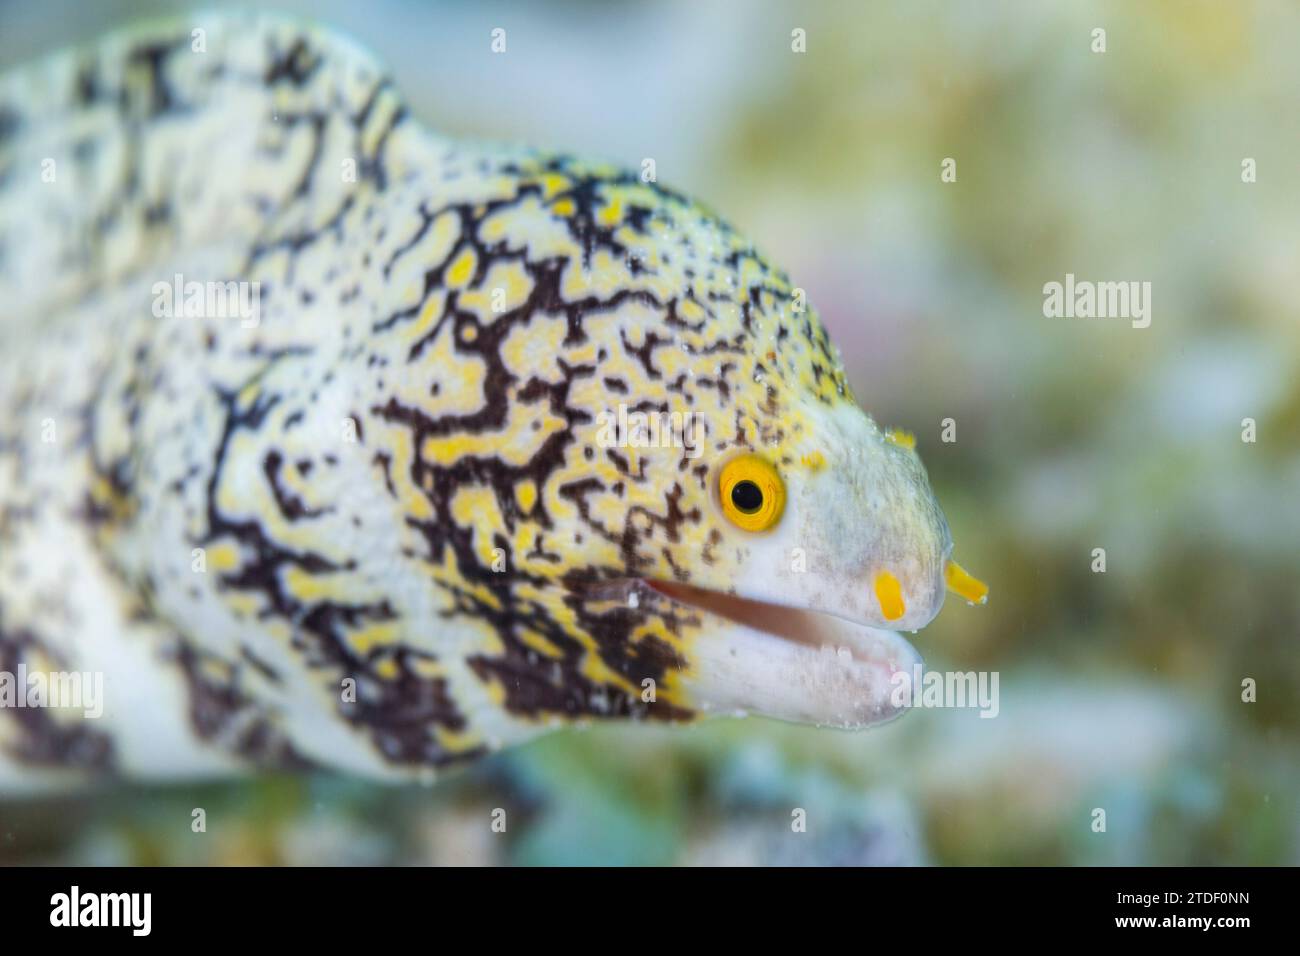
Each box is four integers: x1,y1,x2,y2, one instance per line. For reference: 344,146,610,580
0,14,984,788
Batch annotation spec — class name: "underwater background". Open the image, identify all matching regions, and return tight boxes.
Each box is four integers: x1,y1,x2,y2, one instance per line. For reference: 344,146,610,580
0,0,1296,865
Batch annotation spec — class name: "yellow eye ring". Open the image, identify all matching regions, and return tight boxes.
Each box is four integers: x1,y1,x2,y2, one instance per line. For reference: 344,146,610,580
718,455,786,533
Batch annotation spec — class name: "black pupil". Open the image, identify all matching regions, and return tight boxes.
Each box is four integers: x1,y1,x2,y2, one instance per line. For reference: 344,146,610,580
731,480,764,514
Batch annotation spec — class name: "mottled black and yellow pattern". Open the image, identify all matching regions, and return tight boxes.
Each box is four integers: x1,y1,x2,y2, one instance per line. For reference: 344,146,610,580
0,14,977,787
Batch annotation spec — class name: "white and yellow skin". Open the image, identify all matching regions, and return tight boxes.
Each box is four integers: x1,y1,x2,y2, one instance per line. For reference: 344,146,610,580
0,14,986,789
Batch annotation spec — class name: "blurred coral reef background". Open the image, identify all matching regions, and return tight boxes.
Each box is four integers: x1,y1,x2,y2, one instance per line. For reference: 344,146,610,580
1,0,1296,865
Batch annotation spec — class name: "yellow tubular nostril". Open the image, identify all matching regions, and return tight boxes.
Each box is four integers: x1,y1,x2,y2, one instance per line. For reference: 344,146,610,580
945,560,989,605
874,571,906,621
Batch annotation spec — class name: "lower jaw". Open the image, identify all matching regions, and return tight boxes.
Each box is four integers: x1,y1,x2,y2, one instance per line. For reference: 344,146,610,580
573,577,923,729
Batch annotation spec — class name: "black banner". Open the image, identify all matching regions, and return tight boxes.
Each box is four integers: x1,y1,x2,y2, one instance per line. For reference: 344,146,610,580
0,866,1283,940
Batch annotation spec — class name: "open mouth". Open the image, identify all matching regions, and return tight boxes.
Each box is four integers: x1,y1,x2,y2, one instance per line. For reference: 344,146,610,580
576,577,923,729
644,580,889,650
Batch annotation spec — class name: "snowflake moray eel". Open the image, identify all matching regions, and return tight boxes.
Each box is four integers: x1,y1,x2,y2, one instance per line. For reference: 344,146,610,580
0,13,986,787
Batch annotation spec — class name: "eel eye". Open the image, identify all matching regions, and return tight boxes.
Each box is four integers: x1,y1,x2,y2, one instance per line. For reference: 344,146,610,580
719,455,785,532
